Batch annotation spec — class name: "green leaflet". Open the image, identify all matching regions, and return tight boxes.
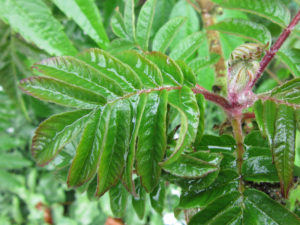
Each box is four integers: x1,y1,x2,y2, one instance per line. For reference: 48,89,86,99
194,94,205,146
136,0,157,50
132,179,146,220
162,151,222,179
189,189,300,225
242,131,279,182
271,78,300,104
176,60,197,87
0,0,77,56
254,99,297,197
145,52,184,86
109,182,128,218
34,56,124,98
162,86,199,165
136,91,168,193
96,100,132,197
122,94,147,195
150,181,166,215
277,49,300,77
170,32,205,61
208,18,271,45
32,109,91,165
152,17,186,53
273,104,296,197
211,0,290,27
67,108,103,187
188,54,220,74
78,49,143,93
114,50,163,88
19,77,106,108
124,0,136,41
111,11,128,39
52,0,109,49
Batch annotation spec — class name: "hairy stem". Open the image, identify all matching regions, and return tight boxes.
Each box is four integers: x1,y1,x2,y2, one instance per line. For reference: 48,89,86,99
250,10,300,88
231,115,245,193
196,0,227,95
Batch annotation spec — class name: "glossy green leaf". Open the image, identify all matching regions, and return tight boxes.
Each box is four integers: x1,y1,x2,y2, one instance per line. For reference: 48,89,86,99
109,182,128,218
273,104,296,197
96,101,132,196
163,86,199,165
189,189,300,224
19,77,106,108
170,32,205,60
114,50,163,88
271,78,300,104
0,0,77,56
32,109,91,165
124,0,135,41
162,154,220,179
277,49,300,77
111,11,128,39
175,60,197,87
108,38,135,54
253,100,265,136
150,181,165,215
145,52,183,86
211,0,290,27
136,0,157,50
122,94,147,194
132,179,146,220
208,18,271,44
136,91,168,192
78,49,143,93
243,189,300,224
67,109,103,187
52,0,109,49
152,17,186,53
34,56,124,98
194,94,205,146
243,132,279,182
188,54,220,74
178,170,238,209
196,134,236,153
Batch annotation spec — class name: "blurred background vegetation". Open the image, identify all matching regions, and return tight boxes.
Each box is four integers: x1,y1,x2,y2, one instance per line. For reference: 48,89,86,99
1,0,300,224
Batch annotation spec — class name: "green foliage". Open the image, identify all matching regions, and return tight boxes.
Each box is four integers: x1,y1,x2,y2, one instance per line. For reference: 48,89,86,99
1,0,300,224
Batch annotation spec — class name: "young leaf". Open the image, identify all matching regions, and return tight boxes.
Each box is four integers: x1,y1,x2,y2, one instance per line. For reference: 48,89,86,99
124,0,136,41
109,182,128,218
208,18,271,44
132,179,146,220
0,0,77,56
169,32,205,61
136,91,168,192
136,0,157,50
152,17,186,53
211,0,290,27
32,109,91,166
162,86,199,165
19,77,107,108
111,11,129,39
52,0,109,49
150,181,165,215
273,104,296,197
96,101,132,196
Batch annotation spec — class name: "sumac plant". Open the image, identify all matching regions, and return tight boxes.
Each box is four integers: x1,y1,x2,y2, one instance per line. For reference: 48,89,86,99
1,0,300,224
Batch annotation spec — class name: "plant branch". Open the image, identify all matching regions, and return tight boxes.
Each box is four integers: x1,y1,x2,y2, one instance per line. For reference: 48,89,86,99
250,10,300,88
192,84,231,109
231,116,245,194
196,0,227,95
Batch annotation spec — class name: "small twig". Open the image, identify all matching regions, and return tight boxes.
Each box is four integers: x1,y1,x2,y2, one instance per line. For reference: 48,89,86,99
250,10,300,88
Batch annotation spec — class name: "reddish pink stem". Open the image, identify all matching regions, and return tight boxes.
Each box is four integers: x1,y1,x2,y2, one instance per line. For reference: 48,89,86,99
250,10,300,88
192,84,231,109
